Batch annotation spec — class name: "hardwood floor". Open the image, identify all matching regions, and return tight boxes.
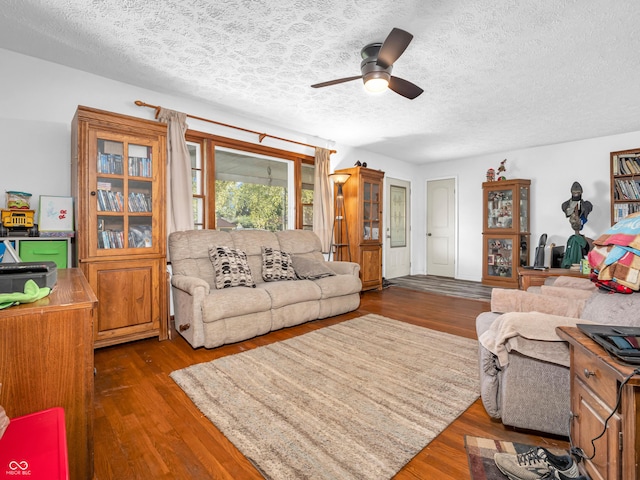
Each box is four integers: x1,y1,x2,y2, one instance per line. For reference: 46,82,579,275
93,287,569,479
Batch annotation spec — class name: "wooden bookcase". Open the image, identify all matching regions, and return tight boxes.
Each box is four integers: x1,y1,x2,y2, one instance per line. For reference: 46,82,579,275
333,166,385,291
610,148,640,224
71,106,168,348
482,179,531,288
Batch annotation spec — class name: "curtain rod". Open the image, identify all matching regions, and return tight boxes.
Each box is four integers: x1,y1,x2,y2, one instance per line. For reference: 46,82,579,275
134,100,336,154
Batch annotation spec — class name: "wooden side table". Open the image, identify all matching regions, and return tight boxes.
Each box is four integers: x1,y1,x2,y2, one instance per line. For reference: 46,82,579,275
517,267,589,290
0,269,97,480
557,326,640,480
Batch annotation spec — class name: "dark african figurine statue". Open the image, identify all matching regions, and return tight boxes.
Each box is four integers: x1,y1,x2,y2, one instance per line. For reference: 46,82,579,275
561,181,593,234
560,181,593,268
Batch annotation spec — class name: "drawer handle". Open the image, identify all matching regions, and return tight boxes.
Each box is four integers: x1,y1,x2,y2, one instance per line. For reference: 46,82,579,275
583,368,596,378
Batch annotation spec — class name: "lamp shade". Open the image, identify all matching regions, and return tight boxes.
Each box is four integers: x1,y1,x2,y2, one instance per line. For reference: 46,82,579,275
328,173,351,185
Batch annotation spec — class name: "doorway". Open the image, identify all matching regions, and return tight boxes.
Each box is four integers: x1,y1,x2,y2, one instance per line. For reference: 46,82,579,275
426,177,456,277
384,177,411,279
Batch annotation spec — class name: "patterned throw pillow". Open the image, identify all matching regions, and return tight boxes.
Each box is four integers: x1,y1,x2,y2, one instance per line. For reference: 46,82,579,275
209,245,256,289
261,246,297,282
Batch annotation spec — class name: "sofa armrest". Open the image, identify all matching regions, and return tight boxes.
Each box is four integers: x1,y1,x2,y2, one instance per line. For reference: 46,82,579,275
171,274,211,296
327,261,360,276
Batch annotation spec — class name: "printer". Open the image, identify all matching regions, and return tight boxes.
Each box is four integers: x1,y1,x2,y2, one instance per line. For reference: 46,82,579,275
0,261,57,293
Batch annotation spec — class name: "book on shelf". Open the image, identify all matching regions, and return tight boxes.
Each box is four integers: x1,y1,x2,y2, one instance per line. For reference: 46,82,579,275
614,178,640,200
97,189,124,212
616,154,640,175
98,230,125,249
614,202,640,223
97,153,124,175
128,156,152,177
128,192,152,212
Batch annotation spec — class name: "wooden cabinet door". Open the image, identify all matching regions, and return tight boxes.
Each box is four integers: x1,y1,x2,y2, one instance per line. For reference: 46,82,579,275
83,257,165,348
572,379,622,480
360,245,382,290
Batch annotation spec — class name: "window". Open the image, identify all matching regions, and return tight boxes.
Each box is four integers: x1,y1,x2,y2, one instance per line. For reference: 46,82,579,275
187,142,205,229
185,130,314,230
215,148,294,231
301,163,314,230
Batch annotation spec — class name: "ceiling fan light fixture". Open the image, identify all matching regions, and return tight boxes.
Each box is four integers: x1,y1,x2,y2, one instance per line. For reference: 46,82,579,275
363,71,390,93
364,77,389,93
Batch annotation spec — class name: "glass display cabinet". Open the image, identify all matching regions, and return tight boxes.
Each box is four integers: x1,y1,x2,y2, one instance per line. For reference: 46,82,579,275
333,166,385,291
72,106,168,347
482,179,531,288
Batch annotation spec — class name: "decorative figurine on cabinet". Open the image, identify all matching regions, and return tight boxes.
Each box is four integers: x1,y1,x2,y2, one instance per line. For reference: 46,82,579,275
496,159,507,180
486,168,495,182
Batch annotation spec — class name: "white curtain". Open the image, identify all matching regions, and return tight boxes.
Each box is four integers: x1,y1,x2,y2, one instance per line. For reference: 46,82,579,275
157,108,194,238
313,147,333,253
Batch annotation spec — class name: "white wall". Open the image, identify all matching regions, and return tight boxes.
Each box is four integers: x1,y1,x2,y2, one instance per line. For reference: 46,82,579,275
0,47,416,234
418,131,640,281
4,47,640,284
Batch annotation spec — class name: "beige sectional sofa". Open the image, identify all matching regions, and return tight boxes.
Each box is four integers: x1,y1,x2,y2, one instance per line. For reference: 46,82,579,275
169,229,362,348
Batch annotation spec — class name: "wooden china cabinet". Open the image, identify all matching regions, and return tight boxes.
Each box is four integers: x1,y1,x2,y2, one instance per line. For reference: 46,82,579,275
71,106,168,347
482,179,531,288
333,166,384,291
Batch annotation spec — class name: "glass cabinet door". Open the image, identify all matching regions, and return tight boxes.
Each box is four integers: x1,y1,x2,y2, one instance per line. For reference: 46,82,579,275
486,237,513,278
363,180,380,241
520,186,529,233
486,188,514,229
96,138,153,251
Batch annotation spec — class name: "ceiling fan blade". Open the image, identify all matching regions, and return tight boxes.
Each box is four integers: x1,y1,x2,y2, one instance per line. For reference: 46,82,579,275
311,75,362,88
389,76,424,99
376,28,413,69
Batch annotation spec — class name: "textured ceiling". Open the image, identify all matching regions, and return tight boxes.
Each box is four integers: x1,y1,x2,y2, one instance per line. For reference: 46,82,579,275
2,0,640,163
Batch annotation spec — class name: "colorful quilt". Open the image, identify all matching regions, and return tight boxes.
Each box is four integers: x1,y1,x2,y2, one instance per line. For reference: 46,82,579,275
588,212,640,290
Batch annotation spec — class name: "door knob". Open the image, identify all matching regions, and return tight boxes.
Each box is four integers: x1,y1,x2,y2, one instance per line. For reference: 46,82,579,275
427,233,432,236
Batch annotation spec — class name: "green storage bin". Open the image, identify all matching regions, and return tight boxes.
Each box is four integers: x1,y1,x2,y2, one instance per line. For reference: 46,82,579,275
19,240,68,268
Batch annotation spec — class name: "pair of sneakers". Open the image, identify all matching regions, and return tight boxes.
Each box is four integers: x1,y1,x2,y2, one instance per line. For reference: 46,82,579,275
493,446,586,480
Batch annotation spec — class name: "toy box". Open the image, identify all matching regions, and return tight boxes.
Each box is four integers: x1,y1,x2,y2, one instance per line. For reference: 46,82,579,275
0,407,68,479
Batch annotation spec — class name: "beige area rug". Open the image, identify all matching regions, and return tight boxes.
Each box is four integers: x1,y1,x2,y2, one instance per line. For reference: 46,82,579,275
170,314,480,480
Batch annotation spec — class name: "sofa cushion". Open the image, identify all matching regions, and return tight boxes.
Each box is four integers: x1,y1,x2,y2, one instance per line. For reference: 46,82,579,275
275,230,323,255
259,280,321,309
314,274,362,299
262,246,297,281
291,255,336,280
209,246,256,289
202,288,272,323
169,230,234,288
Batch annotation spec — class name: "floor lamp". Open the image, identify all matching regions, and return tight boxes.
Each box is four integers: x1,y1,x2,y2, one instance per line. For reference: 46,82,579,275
328,172,351,261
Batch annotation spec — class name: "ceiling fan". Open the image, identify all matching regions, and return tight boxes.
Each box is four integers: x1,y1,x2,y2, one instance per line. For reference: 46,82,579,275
311,27,424,100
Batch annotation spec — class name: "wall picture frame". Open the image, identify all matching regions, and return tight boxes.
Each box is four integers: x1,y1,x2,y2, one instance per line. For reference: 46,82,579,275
38,195,74,232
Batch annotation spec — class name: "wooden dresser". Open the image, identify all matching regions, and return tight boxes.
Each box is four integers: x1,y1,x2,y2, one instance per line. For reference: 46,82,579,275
557,326,640,480
0,269,97,480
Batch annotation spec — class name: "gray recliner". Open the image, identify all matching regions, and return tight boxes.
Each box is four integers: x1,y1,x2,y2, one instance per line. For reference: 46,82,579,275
477,278,640,436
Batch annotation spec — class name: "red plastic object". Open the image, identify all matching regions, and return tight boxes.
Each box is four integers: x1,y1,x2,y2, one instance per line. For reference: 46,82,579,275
0,407,68,479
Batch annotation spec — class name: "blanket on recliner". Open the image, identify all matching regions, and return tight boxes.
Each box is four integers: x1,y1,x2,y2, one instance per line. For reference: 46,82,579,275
479,312,595,367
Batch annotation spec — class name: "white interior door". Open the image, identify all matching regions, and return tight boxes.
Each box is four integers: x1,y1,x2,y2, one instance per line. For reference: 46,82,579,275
384,178,411,279
426,178,456,277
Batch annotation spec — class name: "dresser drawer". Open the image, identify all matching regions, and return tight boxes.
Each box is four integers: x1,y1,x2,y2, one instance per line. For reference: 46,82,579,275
573,346,618,408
